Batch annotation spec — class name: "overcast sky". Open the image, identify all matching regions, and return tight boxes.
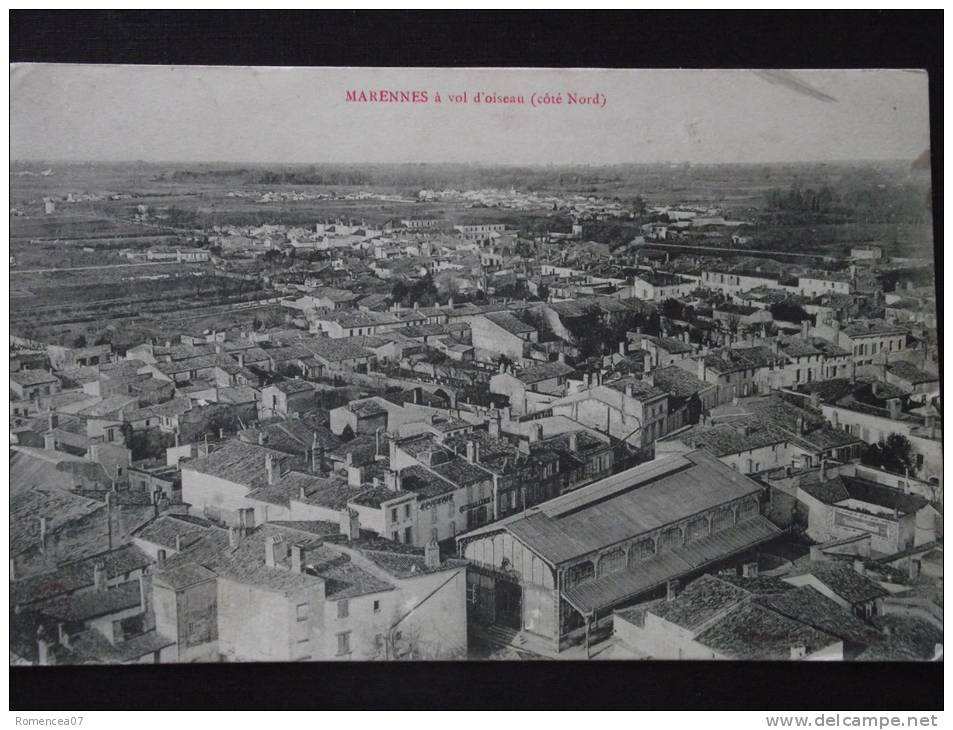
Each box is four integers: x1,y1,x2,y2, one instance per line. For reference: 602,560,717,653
10,65,931,165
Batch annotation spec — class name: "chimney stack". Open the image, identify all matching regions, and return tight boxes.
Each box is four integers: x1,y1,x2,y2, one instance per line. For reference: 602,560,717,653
853,559,865,576
800,320,810,339
742,562,759,578
790,644,807,660
909,558,921,582
290,544,305,574
257,432,265,445
36,627,51,666
265,534,281,568
820,458,827,481
39,517,48,552
228,526,239,549
887,398,902,421
666,579,679,602
138,574,148,613
466,441,476,463
488,413,501,439
265,454,276,485
697,358,706,381
157,549,167,567
93,562,106,591
424,539,441,569
310,433,325,475
528,423,543,444
340,508,360,541
174,535,182,552
643,356,652,374
618,341,627,356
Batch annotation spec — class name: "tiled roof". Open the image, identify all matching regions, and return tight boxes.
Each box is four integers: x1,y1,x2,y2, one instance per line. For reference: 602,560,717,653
13,544,152,607
36,580,142,622
153,562,217,591
515,361,575,384
272,379,315,395
652,366,711,398
790,561,889,605
886,361,938,385
842,320,909,338
133,515,215,552
483,311,536,336
857,615,943,661
11,370,59,386
665,418,787,456
758,585,881,646
182,439,304,489
693,600,836,659
66,628,176,664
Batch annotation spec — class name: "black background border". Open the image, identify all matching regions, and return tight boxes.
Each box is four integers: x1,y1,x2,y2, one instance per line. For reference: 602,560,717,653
9,9,943,712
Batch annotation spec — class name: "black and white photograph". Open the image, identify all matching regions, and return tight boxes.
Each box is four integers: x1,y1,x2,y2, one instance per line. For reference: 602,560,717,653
6,10,943,715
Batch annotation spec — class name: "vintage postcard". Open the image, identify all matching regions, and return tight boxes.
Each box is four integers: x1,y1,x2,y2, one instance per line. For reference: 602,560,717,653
9,65,939,667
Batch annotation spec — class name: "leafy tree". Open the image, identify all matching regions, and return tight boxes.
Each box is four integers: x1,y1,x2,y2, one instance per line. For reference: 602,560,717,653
770,301,811,324
660,298,684,320
72,334,87,348
860,433,917,475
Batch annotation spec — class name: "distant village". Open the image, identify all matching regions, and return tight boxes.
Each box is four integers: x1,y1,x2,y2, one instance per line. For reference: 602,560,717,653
10,200,942,665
